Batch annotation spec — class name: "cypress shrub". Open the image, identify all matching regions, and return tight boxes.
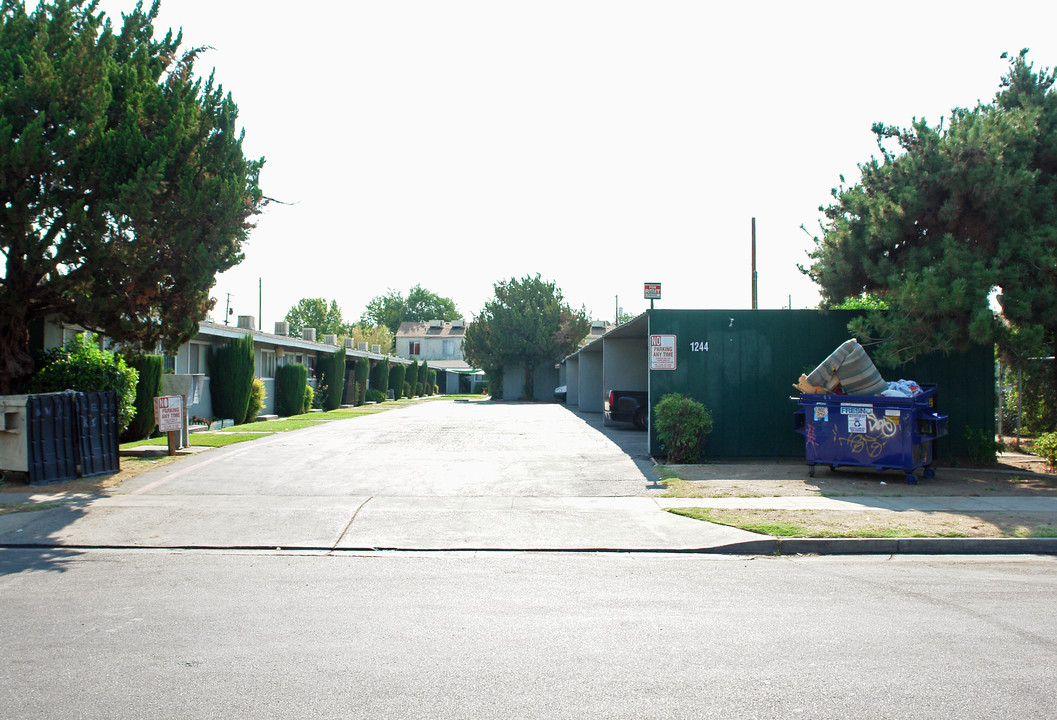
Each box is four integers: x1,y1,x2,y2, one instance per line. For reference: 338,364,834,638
405,360,419,395
369,358,384,390
425,367,436,396
415,382,424,396
245,377,266,423
275,363,308,417
420,361,430,395
356,357,369,406
303,384,314,413
122,353,163,441
319,348,345,411
208,334,255,423
389,364,406,399
367,389,386,403
379,358,390,394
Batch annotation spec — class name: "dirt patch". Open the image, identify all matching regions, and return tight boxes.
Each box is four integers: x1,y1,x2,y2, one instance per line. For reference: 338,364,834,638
659,459,1057,498
0,455,180,494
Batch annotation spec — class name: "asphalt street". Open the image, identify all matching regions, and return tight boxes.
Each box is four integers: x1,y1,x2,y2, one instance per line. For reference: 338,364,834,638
2,400,1057,718
1,550,1055,719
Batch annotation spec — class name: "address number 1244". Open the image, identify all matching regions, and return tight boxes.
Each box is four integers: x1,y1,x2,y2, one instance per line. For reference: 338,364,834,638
689,341,709,352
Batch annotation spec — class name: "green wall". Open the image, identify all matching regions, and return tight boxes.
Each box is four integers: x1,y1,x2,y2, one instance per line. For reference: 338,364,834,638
647,309,993,459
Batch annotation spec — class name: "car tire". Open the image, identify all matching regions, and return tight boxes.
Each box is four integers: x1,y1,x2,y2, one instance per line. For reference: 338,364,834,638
633,408,648,430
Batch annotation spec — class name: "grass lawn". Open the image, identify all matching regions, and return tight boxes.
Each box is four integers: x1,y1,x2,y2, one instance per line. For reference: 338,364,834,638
668,507,1057,539
123,432,263,448
120,395,463,450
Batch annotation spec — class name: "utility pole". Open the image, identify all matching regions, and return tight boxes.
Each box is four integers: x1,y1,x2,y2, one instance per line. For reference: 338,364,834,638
224,293,233,326
751,217,758,309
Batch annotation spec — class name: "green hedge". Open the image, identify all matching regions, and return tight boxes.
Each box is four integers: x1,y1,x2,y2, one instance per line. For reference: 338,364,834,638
406,360,419,396
654,393,713,463
122,353,163,441
318,348,346,411
371,358,389,396
389,364,406,399
275,363,308,417
208,334,255,423
356,357,369,406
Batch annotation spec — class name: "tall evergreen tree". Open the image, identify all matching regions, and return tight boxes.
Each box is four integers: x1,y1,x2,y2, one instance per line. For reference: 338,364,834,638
464,275,590,399
0,0,266,393
207,334,255,423
803,51,1057,407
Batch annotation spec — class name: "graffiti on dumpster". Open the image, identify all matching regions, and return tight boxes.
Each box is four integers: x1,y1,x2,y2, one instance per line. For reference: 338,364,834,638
832,424,888,459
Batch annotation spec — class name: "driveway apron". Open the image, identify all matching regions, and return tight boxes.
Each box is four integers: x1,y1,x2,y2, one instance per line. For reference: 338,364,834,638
0,401,765,551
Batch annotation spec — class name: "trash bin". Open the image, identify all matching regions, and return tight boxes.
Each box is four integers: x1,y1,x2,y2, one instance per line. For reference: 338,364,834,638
1,391,120,485
26,392,80,484
793,387,949,484
75,391,120,478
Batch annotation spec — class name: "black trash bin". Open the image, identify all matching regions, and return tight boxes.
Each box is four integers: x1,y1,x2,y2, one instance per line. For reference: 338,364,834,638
75,391,120,478
26,392,80,484
4,391,121,485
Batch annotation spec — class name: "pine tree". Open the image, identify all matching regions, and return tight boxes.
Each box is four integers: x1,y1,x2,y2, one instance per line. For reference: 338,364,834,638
0,1,265,393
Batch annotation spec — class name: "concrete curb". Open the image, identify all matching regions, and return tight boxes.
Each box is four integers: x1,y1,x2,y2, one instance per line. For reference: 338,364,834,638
3,538,1055,556
776,537,1057,556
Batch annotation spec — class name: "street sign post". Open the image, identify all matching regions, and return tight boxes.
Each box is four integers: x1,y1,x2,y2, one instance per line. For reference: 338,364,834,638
154,395,184,456
644,283,661,310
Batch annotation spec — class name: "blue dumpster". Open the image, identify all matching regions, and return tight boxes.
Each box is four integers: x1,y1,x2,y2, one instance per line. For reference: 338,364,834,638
793,387,949,484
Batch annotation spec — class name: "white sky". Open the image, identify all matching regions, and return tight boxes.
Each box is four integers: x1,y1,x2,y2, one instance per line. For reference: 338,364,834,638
90,0,1057,328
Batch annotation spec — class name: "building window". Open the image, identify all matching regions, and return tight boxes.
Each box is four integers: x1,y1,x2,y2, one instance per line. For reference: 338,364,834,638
443,340,454,357
188,343,208,375
163,355,176,373
259,350,276,378
409,341,421,356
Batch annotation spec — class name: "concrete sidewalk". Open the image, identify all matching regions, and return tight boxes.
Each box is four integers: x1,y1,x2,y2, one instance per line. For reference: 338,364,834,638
2,490,1056,554
0,493,772,553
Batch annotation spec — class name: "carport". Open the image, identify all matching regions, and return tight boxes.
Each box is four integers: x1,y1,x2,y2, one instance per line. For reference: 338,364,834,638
564,314,649,416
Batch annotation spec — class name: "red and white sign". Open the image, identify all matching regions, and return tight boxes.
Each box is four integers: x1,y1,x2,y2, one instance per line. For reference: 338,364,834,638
650,334,677,370
153,395,184,433
644,282,662,300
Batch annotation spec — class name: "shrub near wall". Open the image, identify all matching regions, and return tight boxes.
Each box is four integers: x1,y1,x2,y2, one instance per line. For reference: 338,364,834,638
389,364,406,399
369,359,386,393
356,357,369,406
654,393,713,463
406,360,419,396
122,353,163,441
245,377,266,423
275,363,308,417
319,348,346,411
208,334,255,424
30,332,139,433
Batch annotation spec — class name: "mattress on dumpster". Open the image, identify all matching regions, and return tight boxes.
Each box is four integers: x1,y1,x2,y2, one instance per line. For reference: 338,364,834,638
805,339,888,396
